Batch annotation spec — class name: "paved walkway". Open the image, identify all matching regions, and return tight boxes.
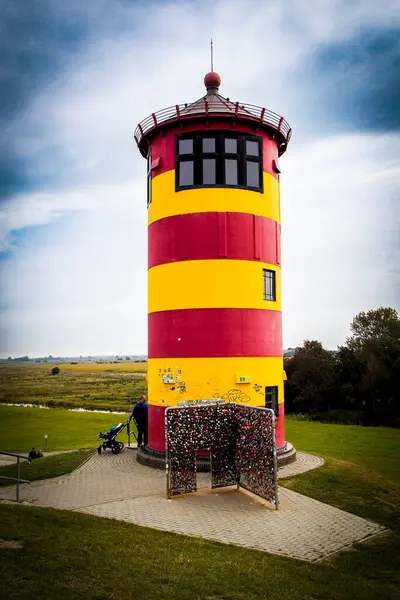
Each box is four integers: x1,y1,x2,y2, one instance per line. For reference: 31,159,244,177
0,449,386,562
278,451,324,478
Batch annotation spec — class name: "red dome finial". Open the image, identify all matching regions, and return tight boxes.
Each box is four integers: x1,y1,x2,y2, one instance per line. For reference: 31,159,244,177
204,71,221,92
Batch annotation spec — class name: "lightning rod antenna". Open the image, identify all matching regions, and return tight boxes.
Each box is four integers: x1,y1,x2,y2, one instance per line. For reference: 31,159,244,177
210,38,214,71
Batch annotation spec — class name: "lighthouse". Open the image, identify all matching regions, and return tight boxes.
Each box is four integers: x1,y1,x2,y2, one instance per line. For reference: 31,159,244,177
134,71,295,467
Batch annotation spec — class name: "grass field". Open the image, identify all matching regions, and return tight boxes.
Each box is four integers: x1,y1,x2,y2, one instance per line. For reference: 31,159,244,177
282,418,400,533
0,406,130,452
0,362,147,411
285,417,400,483
0,502,398,600
0,361,148,372
1,363,399,598
0,418,399,600
0,450,93,487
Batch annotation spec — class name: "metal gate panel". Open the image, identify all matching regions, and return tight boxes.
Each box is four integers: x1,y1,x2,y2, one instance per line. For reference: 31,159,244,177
166,403,278,507
166,403,236,497
236,405,278,506
168,451,197,497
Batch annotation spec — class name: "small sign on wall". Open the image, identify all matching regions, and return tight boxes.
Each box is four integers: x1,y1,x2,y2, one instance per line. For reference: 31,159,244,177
235,373,251,384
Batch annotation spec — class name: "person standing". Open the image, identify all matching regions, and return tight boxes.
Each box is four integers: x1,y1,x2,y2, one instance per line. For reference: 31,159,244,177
129,395,148,447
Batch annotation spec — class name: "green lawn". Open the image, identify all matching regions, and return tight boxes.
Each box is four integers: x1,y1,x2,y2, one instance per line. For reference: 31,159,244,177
0,450,93,487
285,417,400,482
281,418,400,533
0,411,399,599
0,502,399,600
0,406,130,452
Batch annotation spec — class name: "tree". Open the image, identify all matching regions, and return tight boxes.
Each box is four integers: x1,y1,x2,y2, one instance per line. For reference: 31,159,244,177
284,307,400,425
285,340,336,415
344,307,400,424
346,307,400,354
335,346,364,410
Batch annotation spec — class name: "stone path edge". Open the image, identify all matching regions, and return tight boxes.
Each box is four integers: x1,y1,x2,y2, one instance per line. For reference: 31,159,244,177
313,528,390,563
76,497,389,564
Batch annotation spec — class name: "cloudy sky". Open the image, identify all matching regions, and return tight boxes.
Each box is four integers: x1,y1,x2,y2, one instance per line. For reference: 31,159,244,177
0,0,399,357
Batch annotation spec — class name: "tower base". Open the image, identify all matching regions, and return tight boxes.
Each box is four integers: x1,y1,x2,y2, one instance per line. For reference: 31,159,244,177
136,442,296,471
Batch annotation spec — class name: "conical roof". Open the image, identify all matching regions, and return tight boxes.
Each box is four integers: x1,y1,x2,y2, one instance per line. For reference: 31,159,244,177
180,91,256,118
135,72,291,157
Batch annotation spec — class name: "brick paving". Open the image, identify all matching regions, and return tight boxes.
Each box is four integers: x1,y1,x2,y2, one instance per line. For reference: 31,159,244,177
0,449,386,562
278,451,324,478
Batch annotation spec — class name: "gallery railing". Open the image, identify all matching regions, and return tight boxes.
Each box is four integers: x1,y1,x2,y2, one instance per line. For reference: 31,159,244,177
134,99,292,150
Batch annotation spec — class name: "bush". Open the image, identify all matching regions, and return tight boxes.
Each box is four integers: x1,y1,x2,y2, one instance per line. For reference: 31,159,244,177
51,367,60,375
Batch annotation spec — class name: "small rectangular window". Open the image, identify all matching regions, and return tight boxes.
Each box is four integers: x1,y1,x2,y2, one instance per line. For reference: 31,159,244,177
263,269,276,301
265,386,279,416
246,161,260,188
179,139,193,155
225,138,237,153
203,138,215,153
225,158,238,185
246,140,259,156
202,158,216,185
179,160,194,186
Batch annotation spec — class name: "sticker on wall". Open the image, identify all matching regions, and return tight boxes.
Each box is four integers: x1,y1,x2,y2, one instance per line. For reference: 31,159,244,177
235,373,251,384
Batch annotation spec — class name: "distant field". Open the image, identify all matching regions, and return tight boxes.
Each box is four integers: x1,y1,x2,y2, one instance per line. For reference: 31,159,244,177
56,361,148,372
0,361,148,372
0,362,148,412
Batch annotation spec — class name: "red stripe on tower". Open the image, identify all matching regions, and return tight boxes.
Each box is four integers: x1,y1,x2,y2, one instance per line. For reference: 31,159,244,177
148,212,281,268
148,308,282,358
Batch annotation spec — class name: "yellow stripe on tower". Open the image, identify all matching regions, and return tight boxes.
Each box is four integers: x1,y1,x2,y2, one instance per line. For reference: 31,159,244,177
149,170,280,225
148,259,281,313
148,356,285,407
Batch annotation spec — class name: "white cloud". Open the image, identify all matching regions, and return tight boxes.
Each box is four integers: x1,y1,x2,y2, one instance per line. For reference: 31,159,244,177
1,185,148,356
281,133,400,347
1,0,399,356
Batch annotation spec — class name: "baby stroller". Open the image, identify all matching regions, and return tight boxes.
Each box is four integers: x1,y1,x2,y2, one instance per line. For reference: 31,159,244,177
97,422,126,455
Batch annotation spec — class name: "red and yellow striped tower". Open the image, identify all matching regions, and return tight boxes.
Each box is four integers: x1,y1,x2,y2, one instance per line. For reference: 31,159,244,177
135,72,295,466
